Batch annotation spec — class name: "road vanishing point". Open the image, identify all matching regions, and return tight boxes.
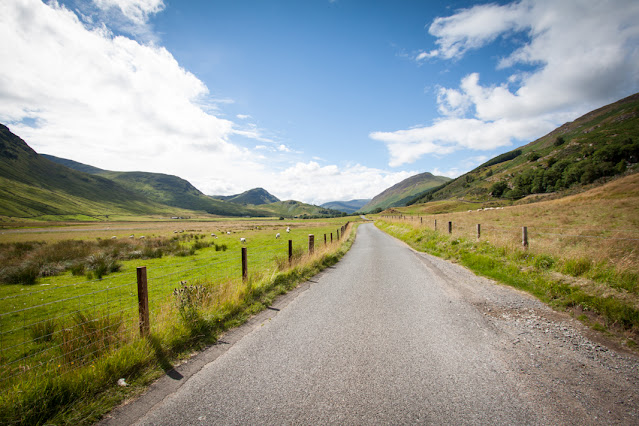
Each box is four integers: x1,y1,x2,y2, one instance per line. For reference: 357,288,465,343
104,223,639,425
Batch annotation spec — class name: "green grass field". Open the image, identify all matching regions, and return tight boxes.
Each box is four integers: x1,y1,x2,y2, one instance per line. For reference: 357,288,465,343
0,218,356,425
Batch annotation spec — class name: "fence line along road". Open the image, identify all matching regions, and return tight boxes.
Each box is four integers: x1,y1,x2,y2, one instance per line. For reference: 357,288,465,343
108,222,639,425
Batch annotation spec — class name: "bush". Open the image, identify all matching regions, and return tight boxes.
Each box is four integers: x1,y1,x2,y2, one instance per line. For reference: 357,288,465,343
533,254,555,270
490,181,509,198
86,253,121,280
30,319,56,343
527,152,541,162
61,311,123,364
0,262,40,285
562,258,591,276
173,283,209,333
554,136,565,146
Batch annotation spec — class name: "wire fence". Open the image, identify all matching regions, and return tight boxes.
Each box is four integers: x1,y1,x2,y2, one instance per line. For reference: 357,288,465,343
0,223,351,388
379,214,639,244
378,214,639,270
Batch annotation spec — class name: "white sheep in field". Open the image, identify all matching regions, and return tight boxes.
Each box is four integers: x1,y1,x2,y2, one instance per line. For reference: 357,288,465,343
111,236,117,239
286,227,290,233
240,237,246,243
139,236,145,239
227,231,231,235
129,235,134,239
275,233,280,239
211,233,217,238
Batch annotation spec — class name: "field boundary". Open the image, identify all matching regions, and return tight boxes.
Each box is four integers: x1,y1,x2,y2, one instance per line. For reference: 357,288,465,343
0,221,356,425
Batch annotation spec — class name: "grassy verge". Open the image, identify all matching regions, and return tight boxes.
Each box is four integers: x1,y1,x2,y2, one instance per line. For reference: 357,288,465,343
375,219,638,348
0,223,357,425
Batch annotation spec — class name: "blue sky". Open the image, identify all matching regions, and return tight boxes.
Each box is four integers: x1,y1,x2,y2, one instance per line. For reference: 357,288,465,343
1,0,638,204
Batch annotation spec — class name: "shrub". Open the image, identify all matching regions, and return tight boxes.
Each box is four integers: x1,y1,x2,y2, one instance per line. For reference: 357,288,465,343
173,283,209,333
86,253,121,280
527,152,541,162
490,181,509,198
69,262,86,276
61,311,123,364
0,262,40,285
533,254,555,270
30,319,56,343
554,136,565,146
562,258,591,276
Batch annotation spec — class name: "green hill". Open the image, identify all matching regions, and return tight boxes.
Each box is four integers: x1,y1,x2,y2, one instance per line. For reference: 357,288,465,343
43,155,270,217
259,200,345,218
0,125,176,219
320,199,370,214
362,172,451,213
211,188,280,205
409,92,639,206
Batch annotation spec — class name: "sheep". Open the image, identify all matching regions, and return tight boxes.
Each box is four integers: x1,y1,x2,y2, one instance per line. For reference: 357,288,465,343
139,236,145,239
227,231,231,235
129,234,134,239
240,237,246,243
111,236,117,239
286,227,290,233
275,233,280,239
211,233,217,238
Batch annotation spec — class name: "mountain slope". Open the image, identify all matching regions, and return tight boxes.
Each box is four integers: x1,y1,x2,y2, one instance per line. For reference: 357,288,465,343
409,92,639,205
211,188,280,205
0,125,174,219
362,172,451,212
44,154,270,217
321,199,370,214
259,200,345,218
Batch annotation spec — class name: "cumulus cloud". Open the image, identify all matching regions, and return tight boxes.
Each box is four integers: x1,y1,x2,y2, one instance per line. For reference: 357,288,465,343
377,0,639,166
93,0,165,25
271,162,417,205
0,0,270,187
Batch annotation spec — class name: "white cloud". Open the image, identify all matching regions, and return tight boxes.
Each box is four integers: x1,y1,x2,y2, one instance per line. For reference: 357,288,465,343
93,0,165,25
271,162,417,205
380,0,639,166
431,168,461,179
0,0,271,194
236,114,252,120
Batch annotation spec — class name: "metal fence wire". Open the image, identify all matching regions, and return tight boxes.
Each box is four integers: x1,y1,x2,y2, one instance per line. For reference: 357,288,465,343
0,223,352,387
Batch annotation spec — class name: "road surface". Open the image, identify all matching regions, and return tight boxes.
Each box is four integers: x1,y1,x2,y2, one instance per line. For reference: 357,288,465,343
105,223,639,425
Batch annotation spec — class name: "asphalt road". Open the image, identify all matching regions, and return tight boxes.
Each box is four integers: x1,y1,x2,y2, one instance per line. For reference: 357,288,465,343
106,222,639,425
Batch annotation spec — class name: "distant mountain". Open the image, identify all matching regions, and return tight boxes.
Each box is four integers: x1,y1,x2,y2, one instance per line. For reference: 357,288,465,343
321,199,370,214
408,92,639,206
0,125,173,219
43,154,269,217
259,200,345,218
362,172,451,212
211,188,280,205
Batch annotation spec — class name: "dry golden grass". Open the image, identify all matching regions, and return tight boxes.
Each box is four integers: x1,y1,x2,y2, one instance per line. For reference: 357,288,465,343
0,218,346,244
391,173,639,277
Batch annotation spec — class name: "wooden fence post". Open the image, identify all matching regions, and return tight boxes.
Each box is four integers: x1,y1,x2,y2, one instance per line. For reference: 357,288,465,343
288,239,293,265
308,234,315,254
522,226,528,249
324,233,327,245
448,221,452,234
337,229,340,240
420,217,423,225
136,266,150,337
330,232,333,243
477,224,481,240
434,219,437,231
242,247,248,281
